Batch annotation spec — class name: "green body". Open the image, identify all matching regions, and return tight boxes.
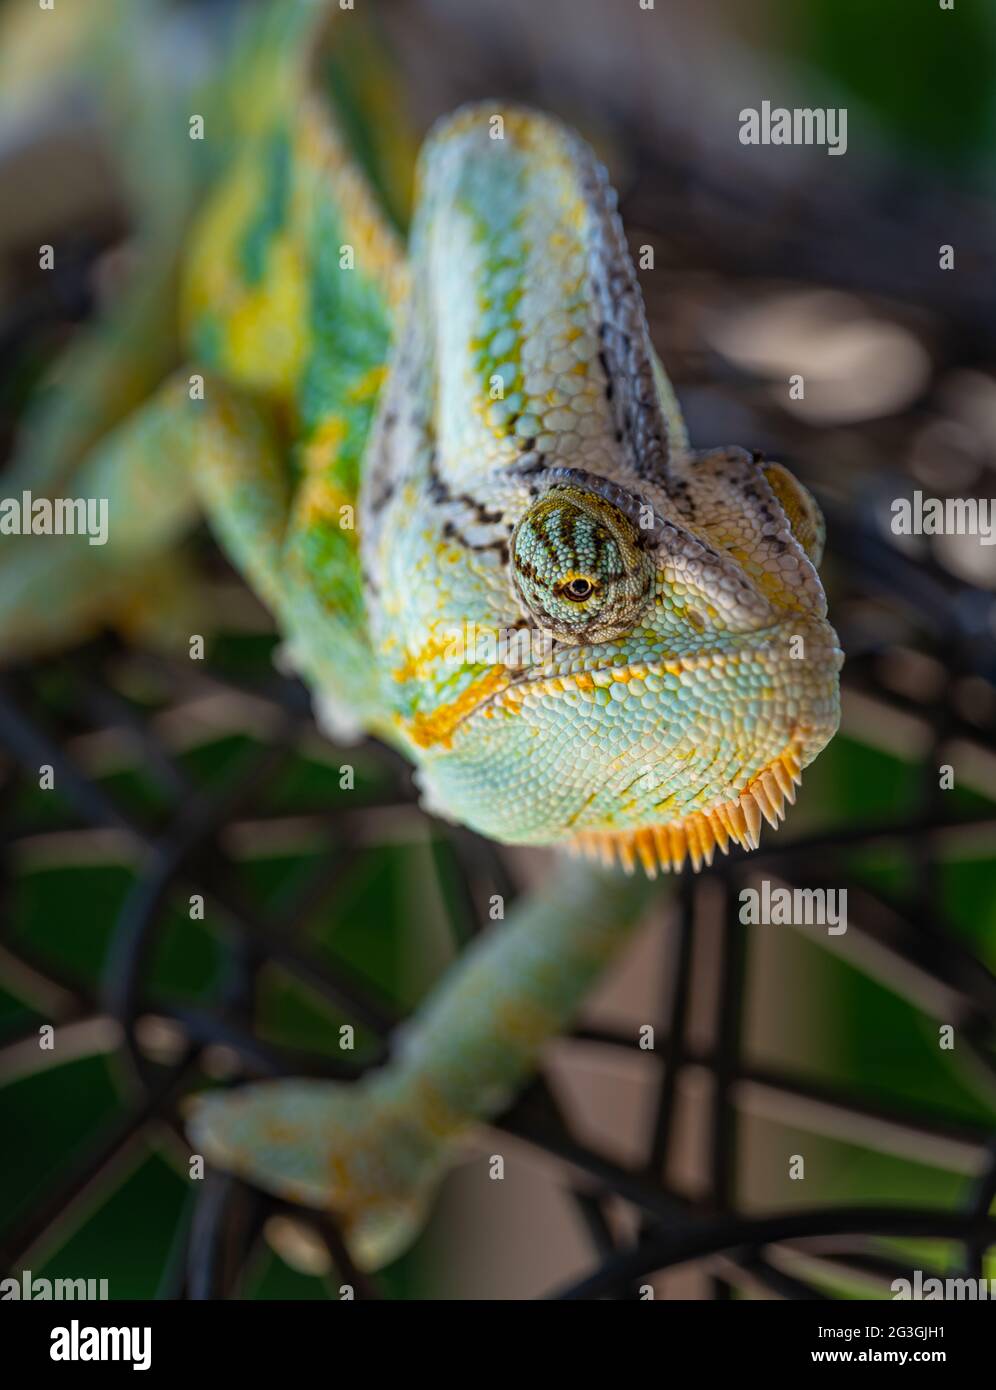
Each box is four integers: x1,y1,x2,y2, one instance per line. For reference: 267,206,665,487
0,1,841,1267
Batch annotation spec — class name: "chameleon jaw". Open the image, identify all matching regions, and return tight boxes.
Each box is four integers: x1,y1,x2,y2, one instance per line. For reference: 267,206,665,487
565,742,804,878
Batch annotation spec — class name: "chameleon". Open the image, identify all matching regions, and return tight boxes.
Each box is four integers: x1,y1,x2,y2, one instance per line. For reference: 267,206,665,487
0,1,841,1270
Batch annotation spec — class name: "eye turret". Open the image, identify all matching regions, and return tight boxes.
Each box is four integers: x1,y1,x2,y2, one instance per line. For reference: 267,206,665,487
509,485,655,644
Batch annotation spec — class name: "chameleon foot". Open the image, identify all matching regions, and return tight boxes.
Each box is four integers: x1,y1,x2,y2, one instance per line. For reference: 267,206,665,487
188,1075,449,1271
188,861,653,1269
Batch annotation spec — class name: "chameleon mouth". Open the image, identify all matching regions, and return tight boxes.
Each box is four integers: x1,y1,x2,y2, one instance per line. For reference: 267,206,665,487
565,739,804,879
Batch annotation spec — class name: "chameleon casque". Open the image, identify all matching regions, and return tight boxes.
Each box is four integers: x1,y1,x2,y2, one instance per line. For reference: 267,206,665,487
1,1,841,1269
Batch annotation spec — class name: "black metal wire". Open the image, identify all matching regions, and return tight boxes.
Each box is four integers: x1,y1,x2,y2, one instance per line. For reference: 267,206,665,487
0,499,995,1298
1,60,995,1300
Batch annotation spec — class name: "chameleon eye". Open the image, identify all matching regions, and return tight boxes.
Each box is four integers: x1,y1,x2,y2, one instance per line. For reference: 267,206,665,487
510,485,654,644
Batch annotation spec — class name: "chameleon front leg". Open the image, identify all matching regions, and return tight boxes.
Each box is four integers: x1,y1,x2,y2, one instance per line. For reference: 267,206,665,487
188,858,655,1271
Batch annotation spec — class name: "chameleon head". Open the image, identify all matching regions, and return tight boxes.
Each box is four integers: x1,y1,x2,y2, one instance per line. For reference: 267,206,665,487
361,106,842,873
404,451,842,875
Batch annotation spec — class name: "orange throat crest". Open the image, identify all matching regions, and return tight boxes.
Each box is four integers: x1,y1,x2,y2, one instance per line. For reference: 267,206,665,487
566,743,804,878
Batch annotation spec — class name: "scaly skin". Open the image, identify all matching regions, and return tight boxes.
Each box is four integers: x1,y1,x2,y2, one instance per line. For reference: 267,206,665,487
0,2,841,1269
360,106,841,871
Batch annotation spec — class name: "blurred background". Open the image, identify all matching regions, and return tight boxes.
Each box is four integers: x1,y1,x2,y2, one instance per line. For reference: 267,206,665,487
1,0,995,1300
